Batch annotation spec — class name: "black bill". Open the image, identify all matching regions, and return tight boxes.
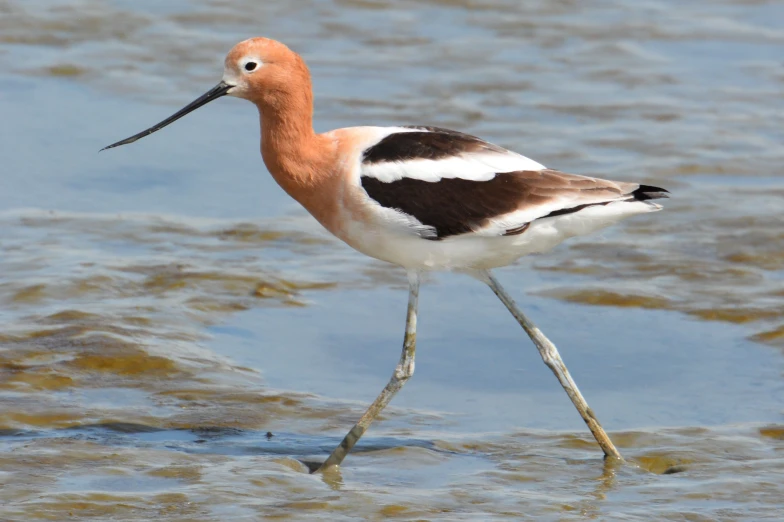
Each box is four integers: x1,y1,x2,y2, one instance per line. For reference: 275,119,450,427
101,81,233,151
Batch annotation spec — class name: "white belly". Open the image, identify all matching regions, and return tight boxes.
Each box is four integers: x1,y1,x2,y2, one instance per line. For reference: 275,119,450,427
339,200,660,271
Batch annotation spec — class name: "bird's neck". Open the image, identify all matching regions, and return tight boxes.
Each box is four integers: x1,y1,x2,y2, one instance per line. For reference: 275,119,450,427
257,89,333,190
256,88,342,233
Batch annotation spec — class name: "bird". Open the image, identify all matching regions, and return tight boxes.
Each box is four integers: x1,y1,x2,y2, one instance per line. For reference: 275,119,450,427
103,37,668,472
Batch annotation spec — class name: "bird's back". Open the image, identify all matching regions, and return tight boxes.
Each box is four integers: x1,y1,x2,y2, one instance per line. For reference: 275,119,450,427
321,125,667,270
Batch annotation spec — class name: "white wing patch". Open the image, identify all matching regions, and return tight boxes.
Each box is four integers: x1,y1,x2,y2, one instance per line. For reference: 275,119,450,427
475,195,630,237
359,127,545,183
362,151,545,183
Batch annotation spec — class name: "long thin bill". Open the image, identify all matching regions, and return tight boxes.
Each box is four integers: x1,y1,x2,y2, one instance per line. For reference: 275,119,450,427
101,81,233,151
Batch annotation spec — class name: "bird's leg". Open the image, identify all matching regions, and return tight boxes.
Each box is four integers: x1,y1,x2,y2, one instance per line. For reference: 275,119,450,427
477,269,623,461
315,271,420,472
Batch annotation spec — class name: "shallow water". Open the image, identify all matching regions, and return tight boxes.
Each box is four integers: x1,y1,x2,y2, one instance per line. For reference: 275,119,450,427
2,0,784,519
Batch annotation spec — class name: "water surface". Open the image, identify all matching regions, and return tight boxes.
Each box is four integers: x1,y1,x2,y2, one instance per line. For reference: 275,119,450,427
1,0,784,519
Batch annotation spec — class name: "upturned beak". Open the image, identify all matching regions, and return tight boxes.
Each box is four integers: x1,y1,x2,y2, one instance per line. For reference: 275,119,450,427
101,81,233,151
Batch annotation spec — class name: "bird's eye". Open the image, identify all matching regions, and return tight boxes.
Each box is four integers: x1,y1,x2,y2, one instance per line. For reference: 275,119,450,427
244,61,257,72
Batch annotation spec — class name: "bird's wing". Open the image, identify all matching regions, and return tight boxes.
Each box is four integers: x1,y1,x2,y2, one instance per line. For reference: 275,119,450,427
358,126,665,240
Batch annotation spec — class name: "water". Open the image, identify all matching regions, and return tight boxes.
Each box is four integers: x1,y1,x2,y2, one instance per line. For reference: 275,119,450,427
1,0,784,519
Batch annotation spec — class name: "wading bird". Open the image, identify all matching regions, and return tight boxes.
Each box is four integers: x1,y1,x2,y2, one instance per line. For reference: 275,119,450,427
103,37,668,471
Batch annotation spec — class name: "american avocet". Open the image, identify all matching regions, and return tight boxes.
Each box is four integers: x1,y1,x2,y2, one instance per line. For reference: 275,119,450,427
104,37,668,471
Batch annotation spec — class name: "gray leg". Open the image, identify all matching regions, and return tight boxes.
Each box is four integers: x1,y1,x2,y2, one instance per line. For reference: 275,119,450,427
315,271,420,472
477,269,623,460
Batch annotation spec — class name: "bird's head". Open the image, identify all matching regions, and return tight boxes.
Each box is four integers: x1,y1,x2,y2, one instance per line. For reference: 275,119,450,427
102,37,310,151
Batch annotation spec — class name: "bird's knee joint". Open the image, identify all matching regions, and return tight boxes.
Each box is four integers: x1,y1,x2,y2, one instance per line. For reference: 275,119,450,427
394,360,415,381
541,352,558,369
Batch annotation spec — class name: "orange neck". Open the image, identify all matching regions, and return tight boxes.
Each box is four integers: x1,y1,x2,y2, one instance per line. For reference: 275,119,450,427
254,81,341,231
256,74,333,186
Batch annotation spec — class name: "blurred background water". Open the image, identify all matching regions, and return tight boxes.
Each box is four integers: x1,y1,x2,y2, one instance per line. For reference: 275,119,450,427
1,0,783,520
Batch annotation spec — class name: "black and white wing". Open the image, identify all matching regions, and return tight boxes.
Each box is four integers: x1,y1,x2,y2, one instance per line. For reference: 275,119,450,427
359,126,667,240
